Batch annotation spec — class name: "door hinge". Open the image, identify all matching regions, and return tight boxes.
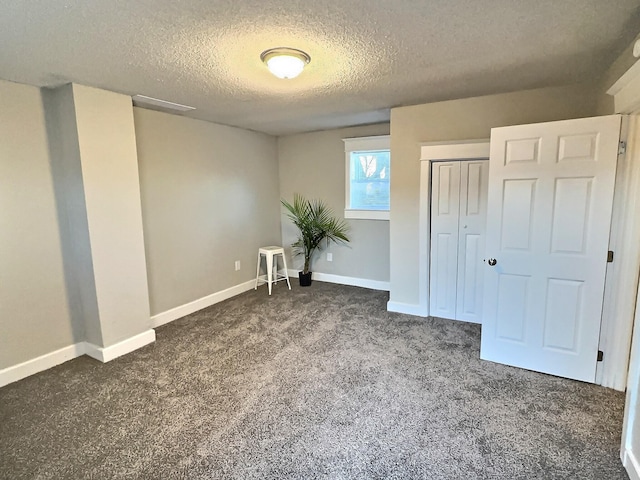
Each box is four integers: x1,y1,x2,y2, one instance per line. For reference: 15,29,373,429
597,350,604,362
619,141,627,155
607,250,614,263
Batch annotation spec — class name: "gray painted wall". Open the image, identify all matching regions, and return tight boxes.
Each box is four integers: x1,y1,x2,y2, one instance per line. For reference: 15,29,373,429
43,84,152,348
0,78,605,371
72,84,152,345
278,124,390,282
389,83,600,307
134,108,281,316
43,84,102,346
0,80,78,368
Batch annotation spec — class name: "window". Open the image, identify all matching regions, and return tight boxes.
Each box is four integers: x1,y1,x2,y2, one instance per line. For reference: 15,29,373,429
343,135,390,220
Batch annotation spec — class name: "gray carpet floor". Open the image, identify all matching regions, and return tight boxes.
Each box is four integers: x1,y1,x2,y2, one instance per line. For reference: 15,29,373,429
0,281,628,479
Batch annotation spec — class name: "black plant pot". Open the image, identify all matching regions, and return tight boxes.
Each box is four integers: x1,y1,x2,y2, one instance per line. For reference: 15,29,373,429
299,271,312,287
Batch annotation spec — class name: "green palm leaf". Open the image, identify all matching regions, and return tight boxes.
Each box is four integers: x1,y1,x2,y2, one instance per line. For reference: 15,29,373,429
281,193,350,274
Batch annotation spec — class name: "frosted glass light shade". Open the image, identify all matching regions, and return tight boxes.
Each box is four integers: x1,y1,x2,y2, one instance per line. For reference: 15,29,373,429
261,48,310,79
266,55,305,79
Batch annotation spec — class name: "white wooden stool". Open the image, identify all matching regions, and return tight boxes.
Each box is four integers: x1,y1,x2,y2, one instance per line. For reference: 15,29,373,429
255,246,291,295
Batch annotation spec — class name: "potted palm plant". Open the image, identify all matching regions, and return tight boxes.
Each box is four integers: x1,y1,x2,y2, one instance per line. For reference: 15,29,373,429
281,193,350,286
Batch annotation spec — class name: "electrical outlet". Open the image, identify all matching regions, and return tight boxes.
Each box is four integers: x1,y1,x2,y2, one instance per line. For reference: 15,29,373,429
234,260,241,271
326,253,333,262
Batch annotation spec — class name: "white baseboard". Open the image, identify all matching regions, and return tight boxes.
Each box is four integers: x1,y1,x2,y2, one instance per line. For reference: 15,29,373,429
387,300,429,317
151,279,256,328
2,278,276,387
0,343,86,388
624,448,640,480
84,329,156,363
286,269,390,291
0,328,157,387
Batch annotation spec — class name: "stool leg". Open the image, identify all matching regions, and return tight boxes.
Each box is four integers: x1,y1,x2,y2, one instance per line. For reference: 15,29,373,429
266,252,273,295
281,252,291,290
274,254,281,282
255,252,262,290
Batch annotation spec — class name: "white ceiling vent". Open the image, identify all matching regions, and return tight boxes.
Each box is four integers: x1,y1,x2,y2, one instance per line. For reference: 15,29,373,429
132,94,195,113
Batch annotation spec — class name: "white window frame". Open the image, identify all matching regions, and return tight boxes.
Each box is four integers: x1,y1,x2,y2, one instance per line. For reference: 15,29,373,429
343,135,390,220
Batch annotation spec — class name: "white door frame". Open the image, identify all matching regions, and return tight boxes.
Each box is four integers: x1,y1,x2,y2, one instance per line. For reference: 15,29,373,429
418,140,490,318
597,114,640,391
607,53,640,478
619,113,640,476
600,64,640,391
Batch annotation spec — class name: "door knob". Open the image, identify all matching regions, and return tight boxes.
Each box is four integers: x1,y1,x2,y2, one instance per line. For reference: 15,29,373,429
488,258,497,266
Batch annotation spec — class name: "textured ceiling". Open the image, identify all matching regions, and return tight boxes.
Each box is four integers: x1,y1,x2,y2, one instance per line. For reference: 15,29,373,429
0,1,638,135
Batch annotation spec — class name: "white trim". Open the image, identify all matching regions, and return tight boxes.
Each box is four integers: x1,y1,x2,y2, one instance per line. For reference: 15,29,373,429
83,329,156,363
386,301,429,317
313,272,389,291
0,329,157,387
151,279,256,328
0,343,86,388
624,449,640,480
418,160,431,318
621,272,640,475
597,114,640,391
344,209,389,220
420,140,491,160
417,140,490,317
608,59,640,114
286,269,389,291
343,135,390,152
2,280,258,383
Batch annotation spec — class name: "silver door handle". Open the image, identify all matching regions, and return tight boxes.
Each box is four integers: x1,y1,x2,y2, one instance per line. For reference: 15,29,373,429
488,258,497,266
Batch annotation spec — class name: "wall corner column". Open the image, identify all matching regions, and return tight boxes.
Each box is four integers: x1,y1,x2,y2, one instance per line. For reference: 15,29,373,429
44,83,153,362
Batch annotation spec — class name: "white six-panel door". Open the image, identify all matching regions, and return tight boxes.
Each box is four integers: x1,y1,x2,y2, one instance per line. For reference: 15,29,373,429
430,160,489,323
480,115,621,383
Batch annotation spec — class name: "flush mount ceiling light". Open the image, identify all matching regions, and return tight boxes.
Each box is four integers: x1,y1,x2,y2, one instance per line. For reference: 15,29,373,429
260,47,311,79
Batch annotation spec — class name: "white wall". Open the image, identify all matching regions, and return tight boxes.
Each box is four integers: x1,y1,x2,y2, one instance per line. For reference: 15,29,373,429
278,124,390,285
388,84,600,308
0,80,78,369
134,108,282,316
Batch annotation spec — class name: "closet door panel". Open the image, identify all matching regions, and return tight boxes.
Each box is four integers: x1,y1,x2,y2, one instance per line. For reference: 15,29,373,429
429,162,461,320
456,160,489,323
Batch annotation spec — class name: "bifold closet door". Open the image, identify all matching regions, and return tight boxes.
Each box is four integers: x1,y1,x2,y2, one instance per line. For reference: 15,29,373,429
430,162,461,320
430,160,489,323
456,161,489,323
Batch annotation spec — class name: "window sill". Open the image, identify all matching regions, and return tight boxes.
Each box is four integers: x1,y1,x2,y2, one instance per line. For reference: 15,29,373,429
344,209,390,221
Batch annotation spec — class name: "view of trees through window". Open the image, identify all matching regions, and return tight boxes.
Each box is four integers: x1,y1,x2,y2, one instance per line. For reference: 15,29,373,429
349,150,390,210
